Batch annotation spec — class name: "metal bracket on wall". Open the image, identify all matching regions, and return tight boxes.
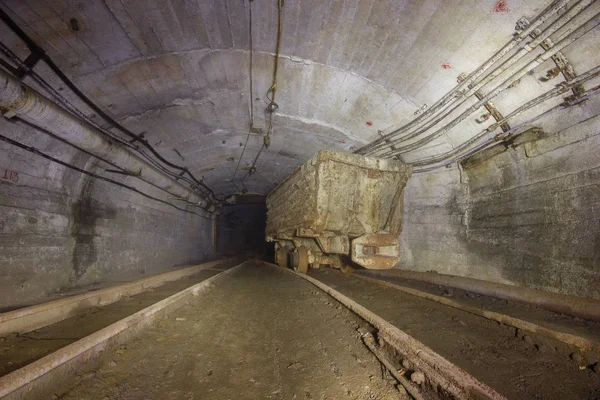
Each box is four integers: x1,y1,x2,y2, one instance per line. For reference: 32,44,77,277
516,16,584,97
105,168,142,177
16,51,42,78
377,130,399,158
457,73,511,132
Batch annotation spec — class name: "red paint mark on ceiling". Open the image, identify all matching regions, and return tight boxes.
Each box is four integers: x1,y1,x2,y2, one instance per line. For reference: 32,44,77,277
441,63,452,70
494,0,510,13
339,140,346,144
366,121,373,126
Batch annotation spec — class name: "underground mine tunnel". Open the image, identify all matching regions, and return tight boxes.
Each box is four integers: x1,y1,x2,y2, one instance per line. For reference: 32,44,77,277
0,0,599,399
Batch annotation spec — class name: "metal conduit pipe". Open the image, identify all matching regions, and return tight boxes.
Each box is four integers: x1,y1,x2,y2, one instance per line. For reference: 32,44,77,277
354,0,571,155
370,0,598,156
365,0,597,157
363,0,596,156
412,84,600,173
379,0,598,150
0,69,211,210
410,70,600,167
0,42,217,200
403,64,600,165
381,11,600,158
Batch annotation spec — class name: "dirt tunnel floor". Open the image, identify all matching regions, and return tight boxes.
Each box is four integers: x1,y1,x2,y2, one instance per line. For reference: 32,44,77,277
57,261,402,400
314,269,600,400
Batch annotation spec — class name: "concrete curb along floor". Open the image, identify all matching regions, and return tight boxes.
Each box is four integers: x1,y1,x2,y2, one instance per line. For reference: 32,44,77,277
353,273,600,357
360,269,600,323
0,261,248,400
0,257,240,336
271,262,507,400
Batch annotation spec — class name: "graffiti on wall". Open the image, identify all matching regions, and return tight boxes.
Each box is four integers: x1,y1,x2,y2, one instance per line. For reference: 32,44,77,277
1,168,19,183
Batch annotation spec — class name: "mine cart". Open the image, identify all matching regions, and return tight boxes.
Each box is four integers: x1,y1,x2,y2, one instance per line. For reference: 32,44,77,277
266,150,412,273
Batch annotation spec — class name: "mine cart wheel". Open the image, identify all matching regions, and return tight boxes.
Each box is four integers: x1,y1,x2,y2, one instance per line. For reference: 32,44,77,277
293,246,309,274
276,247,289,268
340,264,355,275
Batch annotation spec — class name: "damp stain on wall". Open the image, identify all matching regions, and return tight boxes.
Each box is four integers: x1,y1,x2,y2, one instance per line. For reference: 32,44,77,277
70,179,116,281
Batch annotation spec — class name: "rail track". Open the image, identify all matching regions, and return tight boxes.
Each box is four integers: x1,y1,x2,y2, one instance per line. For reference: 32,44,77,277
0,259,598,399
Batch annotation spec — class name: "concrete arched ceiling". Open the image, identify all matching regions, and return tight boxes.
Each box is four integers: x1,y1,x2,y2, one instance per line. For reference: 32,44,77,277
1,0,586,195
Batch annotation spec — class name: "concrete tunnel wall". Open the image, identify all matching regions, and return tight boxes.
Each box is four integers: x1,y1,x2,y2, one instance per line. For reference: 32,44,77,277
0,0,600,308
400,112,600,300
0,118,213,310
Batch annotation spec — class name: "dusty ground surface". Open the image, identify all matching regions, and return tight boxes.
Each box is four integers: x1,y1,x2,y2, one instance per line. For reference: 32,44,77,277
0,259,238,377
359,270,600,344
57,261,402,400
314,268,600,400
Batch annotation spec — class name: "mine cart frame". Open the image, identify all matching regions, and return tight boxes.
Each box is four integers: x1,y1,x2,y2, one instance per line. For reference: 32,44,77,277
266,150,412,273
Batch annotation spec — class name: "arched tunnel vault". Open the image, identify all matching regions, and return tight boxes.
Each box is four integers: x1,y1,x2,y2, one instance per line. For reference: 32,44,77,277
2,1,600,398
69,49,416,194
0,0,572,196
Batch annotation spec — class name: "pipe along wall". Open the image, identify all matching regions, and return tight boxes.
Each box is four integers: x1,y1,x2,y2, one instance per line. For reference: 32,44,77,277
0,71,215,309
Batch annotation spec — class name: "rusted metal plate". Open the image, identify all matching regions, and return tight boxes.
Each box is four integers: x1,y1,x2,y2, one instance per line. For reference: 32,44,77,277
316,235,349,254
351,232,401,269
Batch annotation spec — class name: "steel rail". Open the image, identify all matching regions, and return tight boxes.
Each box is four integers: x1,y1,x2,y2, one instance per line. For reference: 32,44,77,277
274,262,507,400
0,262,247,400
354,274,600,357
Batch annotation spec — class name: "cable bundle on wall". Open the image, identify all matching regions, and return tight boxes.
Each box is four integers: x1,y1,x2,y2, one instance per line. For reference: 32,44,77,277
355,0,600,172
0,6,224,208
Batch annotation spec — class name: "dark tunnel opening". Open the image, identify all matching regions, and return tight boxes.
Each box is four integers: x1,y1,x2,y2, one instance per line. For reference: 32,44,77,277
216,194,271,260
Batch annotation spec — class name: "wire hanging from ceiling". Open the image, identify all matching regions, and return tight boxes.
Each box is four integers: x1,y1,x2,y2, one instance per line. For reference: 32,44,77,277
242,0,284,187
231,0,255,192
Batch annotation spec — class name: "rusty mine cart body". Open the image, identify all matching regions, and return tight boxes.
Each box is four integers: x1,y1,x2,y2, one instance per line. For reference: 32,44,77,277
266,150,412,273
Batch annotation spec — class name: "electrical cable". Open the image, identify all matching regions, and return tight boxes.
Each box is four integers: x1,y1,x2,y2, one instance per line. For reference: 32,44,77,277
10,117,211,211
0,133,209,218
378,10,600,158
376,0,598,155
412,83,600,173
232,0,254,189
0,52,217,205
0,5,223,203
357,0,593,156
409,66,600,167
244,0,284,184
0,40,218,201
0,48,213,201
